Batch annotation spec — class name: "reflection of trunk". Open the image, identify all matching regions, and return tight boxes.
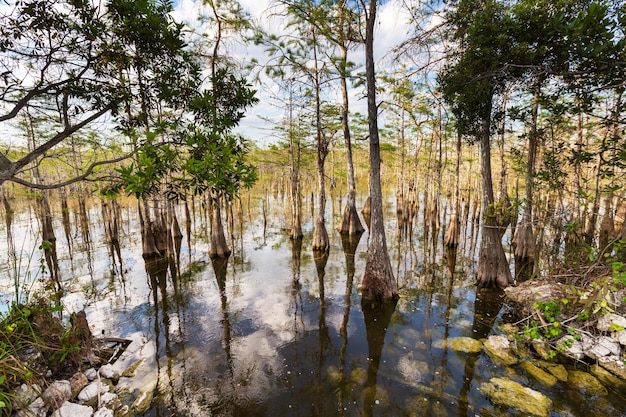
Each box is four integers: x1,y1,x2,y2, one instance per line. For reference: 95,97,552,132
78,195,91,245
151,198,168,257
291,238,303,286
290,238,304,341
457,288,504,415
434,246,457,405
170,203,183,268
476,101,512,288
313,249,330,414
184,200,193,260
338,233,361,412
361,299,397,417
445,246,457,277
209,194,231,258
145,257,173,375
102,198,123,272
212,256,234,377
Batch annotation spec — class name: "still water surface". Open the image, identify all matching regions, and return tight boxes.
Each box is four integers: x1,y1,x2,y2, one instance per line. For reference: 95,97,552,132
1,191,625,416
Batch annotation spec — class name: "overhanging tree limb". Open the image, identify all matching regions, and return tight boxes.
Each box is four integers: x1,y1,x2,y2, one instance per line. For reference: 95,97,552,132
0,103,116,185
9,153,131,190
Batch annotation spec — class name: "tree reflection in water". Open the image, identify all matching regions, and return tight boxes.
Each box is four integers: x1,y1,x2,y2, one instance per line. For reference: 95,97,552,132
457,287,505,416
361,298,397,417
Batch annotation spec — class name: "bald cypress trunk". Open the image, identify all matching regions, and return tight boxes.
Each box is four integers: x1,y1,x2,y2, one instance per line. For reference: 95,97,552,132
476,101,513,289
338,45,364,236
209,194,230,258
513,80,539,282
360,0,397,302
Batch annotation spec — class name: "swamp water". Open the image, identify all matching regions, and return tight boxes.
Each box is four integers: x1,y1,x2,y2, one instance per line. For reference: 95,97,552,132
1,192,626,416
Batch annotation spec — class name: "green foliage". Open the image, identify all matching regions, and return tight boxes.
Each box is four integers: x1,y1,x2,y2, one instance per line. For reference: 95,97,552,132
523,320,542,340
1,0,204,188
536,145,568,190
179,69,259,199
534,301,561,323
110,65,259,202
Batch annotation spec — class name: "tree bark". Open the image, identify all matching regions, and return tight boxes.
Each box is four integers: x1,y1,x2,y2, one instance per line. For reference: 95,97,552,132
311,22,329,253
338,45,364,236
289,107,303,240
445,130,462,247
476,102,513,289
513,80,539,282
360,0,397,302
209,194,231,258
312,148,330,251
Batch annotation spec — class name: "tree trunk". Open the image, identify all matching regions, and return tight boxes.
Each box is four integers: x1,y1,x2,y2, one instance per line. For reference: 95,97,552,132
513,81,539,282
312,150,329,251
311,23,329,252
445,131,462,247
209,194,231,258
38,193,60,289
338,45,364,236
361,195,371,229
476,102,512,288
60,189,73,252
495,88,512,239
289,81,303,241
598,194,614,252
360,0,397,302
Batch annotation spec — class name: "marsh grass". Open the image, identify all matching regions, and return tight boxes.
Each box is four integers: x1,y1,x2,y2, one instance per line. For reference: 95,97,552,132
0,300,84,415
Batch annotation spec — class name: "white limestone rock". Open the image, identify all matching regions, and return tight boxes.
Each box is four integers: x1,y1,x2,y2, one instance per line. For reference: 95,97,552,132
558,335,584,360
83,368,98,381
77,381,110,404
41,380,72,408
99,392,120,410
583,334,621,359
93,408,114,417
51,401,93,417
98,364,120,380
12,383,42,410
597,313,626,332
13,397,48,417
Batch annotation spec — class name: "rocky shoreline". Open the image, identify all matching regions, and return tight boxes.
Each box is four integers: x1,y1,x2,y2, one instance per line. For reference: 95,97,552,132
12,334,156,417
